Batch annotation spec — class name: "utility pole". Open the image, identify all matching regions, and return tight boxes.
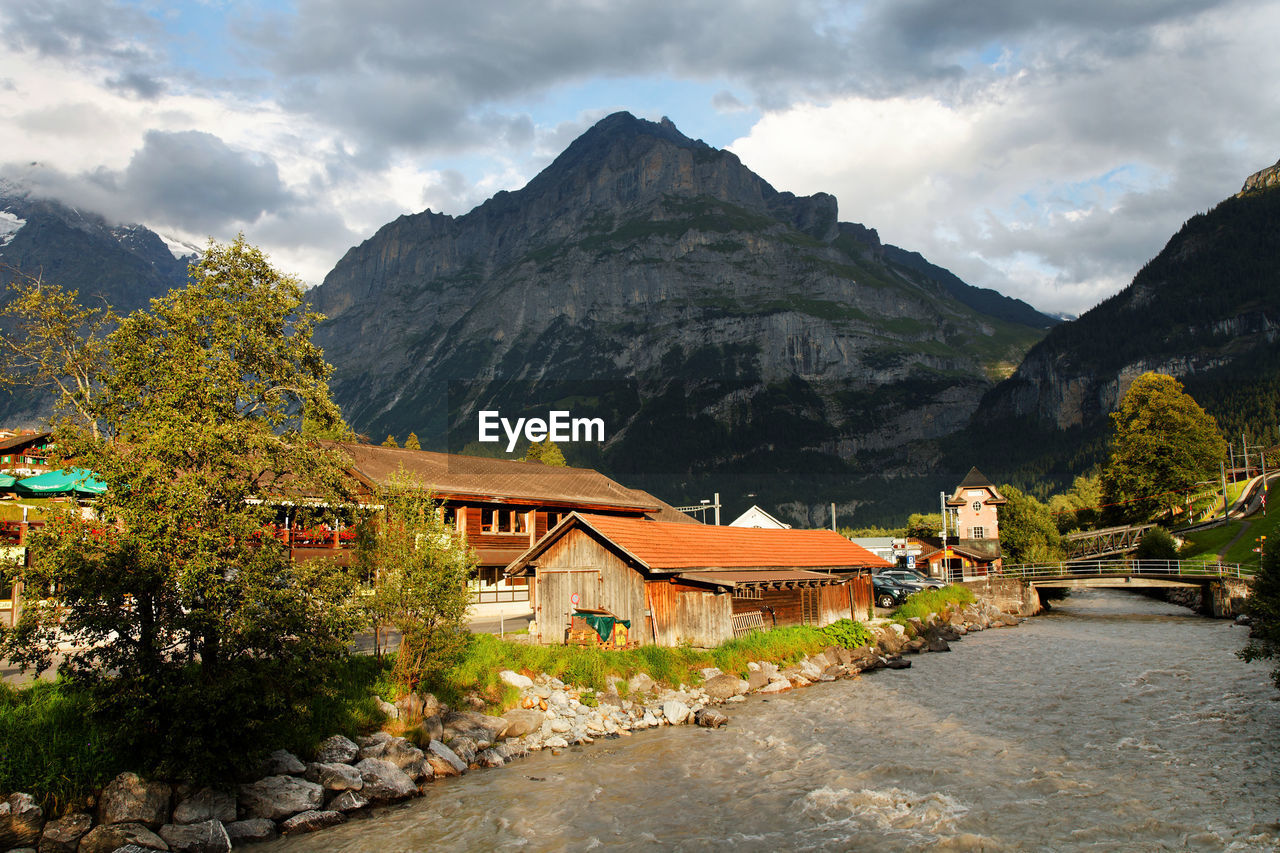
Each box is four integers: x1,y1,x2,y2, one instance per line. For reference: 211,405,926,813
1229,444,1236,483
831,502,836,532
939,490,949,580
714,492,721,526
1242,432,1250,478
1221,461,1230,519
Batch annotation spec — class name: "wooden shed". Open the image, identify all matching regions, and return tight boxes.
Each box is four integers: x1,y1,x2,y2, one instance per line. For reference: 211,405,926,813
505,514,887,647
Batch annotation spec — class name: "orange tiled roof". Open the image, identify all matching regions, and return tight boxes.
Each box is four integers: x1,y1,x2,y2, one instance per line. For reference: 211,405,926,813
569,513,891,571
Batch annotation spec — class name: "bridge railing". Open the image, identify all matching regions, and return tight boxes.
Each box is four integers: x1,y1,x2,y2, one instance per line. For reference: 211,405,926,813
1001,559,1250,581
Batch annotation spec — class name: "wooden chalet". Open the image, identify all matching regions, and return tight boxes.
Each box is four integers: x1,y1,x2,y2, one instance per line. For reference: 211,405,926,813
322,442,695,583
0,431,54,477
505,514,887,647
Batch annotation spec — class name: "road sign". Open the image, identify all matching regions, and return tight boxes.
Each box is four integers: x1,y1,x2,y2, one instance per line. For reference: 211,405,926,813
906,555,916,569
570,592,580,606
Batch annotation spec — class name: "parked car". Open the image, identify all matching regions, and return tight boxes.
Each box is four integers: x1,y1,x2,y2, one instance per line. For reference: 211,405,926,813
871,574,914,609
879,569,946,590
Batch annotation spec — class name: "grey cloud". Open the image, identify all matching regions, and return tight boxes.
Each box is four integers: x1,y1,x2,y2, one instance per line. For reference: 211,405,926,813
0,0,159,64
118,130,293,233
106,71,165,100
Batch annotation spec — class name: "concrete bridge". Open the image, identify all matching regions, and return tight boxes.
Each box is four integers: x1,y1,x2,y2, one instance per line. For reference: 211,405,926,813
1000,559,1252,617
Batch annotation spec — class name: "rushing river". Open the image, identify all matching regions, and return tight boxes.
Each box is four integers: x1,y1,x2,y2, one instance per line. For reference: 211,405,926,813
262,590,1279,851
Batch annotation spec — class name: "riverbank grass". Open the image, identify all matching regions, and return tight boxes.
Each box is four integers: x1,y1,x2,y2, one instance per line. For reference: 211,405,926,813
892,585,976,622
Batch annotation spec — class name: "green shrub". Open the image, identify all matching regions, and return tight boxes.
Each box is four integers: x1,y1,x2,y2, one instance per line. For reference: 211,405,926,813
893,585,976,621
819,619,874,648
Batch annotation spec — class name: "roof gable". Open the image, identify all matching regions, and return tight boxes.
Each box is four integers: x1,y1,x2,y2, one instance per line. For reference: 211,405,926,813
509,513,891,574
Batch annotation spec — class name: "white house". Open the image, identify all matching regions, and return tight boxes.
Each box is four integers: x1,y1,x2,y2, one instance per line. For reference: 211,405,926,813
728,505,792,529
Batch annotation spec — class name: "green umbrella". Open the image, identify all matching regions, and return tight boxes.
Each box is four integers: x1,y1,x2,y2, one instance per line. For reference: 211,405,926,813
15,468,107,497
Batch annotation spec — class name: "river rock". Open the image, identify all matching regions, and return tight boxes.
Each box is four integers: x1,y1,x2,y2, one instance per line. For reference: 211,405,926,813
448,735,480,765
77,822,166,853
0,792,43,849
280,810,345,835
222,819,277,846
238,775,324,821
543,736,568,749
427,740,468,775
328,790,370,813
158,819,232,853
172,788,236,825
376,697,399,720
662,700,691,724
475,748,507,768
499,670,534,689
884,656,912,669
926,635,951,652
261,749,306,776
98,772,171,829
780,666,811,686
502,708,545,738
694,708,729,728
37,811,90,853
354,758,418,802
903,638,928,654
757,680,790,694
703,673,750,700
314,734,360,764
304,761,364,791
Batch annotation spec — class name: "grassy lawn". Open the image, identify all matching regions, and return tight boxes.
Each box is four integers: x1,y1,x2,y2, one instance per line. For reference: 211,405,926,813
0,498,75,522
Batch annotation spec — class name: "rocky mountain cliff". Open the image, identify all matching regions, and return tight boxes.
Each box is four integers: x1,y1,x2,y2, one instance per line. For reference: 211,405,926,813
310,113,1052,514
0,187,197,426
955,159,1280,488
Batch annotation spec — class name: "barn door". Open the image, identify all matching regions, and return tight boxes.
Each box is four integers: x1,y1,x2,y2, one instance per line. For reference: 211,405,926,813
801,588,820,626
537,569,601,643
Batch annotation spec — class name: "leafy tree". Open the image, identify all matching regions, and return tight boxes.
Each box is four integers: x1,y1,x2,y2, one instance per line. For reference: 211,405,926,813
0,236,363,780
998,484,1063,564
382,434,399,448
905,512,942,539
0,269,115,437
1134,526,1179,561
1101,373,1227,523
523,437,566,466
361,473,474,694
1240,543,1280,690
1048,473,1103,533
404,431,421,450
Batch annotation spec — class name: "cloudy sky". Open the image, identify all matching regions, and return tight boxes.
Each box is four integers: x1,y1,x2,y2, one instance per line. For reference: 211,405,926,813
1,0,1276,316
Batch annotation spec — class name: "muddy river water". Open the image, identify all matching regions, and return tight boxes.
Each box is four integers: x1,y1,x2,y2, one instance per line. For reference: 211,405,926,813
261,589,1279,851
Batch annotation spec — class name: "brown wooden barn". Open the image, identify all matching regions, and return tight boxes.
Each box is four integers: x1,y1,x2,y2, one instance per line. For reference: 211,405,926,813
505,513,886,647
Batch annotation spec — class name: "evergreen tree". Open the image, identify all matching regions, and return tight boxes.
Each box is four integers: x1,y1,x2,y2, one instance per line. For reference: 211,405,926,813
404,432,421,450
382,434,399,448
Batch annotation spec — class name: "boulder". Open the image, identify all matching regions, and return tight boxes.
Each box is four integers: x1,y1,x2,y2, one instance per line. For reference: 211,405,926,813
222,819,277,846
98,773,171,830
757,680,790,694
77,822,167,853
416,714,445,743
157,820,232,853
627,673,656,695
884,656,912,669
304,761,364,791
661,700,690,724
427,740,468,776
379,737,431,782
698,667,723,681
261,749,306,776
499,670,534,690
280,810,345,835
354,758,418,802
37,810,90,853
693,708,729,728
443,710,509,745
171,789,236,825
902,638,928,655
237,775,324,821
502,708,545,739
926,635,951,652
702,674,750,700
314,734,360,764
746,669,771,692
0,792,43,849
394,692,442,722
474,748,507,768
328,790,370,813
447,736,479,765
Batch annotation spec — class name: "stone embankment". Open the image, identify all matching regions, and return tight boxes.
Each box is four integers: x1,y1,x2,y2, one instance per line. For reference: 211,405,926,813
0,599,1022,853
